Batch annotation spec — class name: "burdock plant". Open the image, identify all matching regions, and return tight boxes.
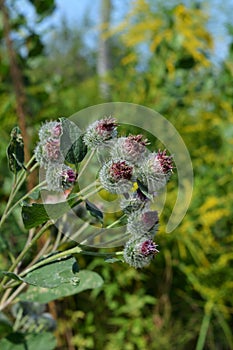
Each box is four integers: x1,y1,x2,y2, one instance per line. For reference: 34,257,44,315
0,116,173,326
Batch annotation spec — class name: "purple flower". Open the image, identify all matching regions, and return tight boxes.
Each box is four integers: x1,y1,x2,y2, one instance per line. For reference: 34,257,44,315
61,167,77,189
44,138,61,161
96,117,117,135
46,164,77,192
99,159,134,194
35,121,64,167
156,149,173,175
141,239,158,256
38,121,63,142
83,117,118,149
127,210,159,238
120,188,149,215
136,150,173,194
110,135,149,165
123,236,159,268
52,123,62,138
109,161,133,181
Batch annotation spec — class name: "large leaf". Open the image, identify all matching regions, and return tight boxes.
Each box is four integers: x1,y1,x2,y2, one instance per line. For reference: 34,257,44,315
22,197,81,229
0,332,56,350
60,118,87,164
20,270,104,303
7,127,24,174
23,257,79,288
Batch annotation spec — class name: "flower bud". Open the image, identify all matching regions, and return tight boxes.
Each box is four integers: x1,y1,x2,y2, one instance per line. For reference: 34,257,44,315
83,117,118,149
35,121,63,167
127,210,159,238
123,236,159,268
120,189,149,215
110,135,149,165
137,150,173,193
46,164,77,192
38,121,63,142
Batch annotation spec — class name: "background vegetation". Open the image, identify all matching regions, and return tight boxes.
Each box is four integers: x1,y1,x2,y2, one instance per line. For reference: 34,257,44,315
0,0,232,349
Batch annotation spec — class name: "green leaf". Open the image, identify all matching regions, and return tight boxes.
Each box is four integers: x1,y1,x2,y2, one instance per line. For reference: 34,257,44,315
86,200,103,224
136,179,154,201
27,188,41,200
26,33,44,57
7,127,24,174
66,135,88,165
0,332,56,350
60,118,87,165
0,313,12,339
20,270,104,303
0,271,24,282
22,197,81,229
28,0,56,17
23,257,79,288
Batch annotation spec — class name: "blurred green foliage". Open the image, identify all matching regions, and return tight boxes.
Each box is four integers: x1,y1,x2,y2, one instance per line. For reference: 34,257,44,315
0,0,233,349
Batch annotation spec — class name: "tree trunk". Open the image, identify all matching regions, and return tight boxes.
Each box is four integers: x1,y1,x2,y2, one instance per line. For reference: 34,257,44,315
0,0,34,190
1,1,29,160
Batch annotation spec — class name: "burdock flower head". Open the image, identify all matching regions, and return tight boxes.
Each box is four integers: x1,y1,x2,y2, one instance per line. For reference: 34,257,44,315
127,210,159,238
38,121,63,142
123,236,159,269
99,159,134,194
120,188,149,215
34,121,63,168
137,150,173,194
110,134,149,165
46,164,77,192
83,117,118,149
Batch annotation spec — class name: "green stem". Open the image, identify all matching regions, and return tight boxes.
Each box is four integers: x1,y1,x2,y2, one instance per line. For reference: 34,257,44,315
68,222,89,242
106,214,127,229
5,180,47,220
0,220,53,293
20,246,83,276
195,308,212,350
0,175,17,228
20,245,123,277
80,214,127,245
0,283,26,311
78,149,96,179
0,157,38,229
70,181,100,200
81,185,103,200
11,161,39,199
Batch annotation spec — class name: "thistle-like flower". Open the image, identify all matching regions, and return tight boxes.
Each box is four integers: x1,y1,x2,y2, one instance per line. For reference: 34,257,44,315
46,164,77,192
137,150,173,193
110,134,149,165
38,121,63,142
99,159,134,194
123,236,159,268
83,117,118,149
127,210,159,238
34,139,63,168
35,121,63,167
